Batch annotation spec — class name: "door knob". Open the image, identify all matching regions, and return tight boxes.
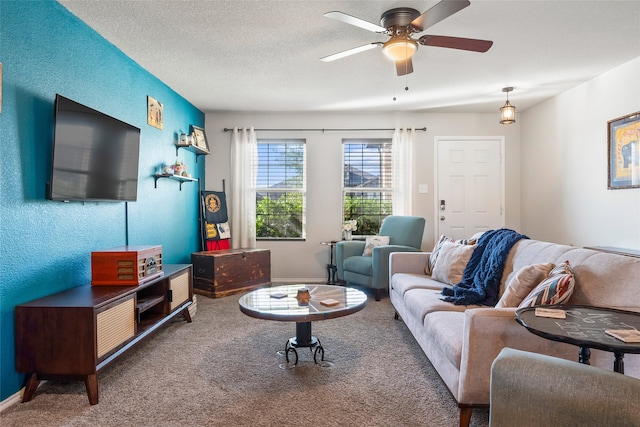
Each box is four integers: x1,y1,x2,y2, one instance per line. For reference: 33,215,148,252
440,216,445,221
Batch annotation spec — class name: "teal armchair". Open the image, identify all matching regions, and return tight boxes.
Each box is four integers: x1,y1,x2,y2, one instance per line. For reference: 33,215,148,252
490,348,640,426
336,216,425,301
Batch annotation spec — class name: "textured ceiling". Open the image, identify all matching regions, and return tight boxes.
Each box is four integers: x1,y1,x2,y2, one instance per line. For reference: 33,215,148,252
58,0,640,114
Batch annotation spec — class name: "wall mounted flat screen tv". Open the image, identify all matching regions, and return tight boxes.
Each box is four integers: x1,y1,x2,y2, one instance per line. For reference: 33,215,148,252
48,94,141,202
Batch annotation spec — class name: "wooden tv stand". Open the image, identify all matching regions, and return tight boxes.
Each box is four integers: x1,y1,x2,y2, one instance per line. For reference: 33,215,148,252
15,264,193,405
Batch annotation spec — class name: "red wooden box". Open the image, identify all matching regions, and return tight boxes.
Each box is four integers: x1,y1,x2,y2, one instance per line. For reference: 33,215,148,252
91,245,163,286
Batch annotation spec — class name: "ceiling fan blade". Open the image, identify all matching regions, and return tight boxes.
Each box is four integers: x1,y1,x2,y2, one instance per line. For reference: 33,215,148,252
396,58,414,76
411,0,470,32
324,11,387,33
320,43,383,62
418,35,493,52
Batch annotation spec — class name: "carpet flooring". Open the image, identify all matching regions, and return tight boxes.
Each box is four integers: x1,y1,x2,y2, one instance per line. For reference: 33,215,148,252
1,290,490,426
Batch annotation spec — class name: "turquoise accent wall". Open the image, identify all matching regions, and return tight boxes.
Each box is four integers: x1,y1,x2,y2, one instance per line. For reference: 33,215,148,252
0,1,205,401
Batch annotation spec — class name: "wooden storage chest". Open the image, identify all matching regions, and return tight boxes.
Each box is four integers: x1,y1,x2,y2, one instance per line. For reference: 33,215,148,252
191,248,271,298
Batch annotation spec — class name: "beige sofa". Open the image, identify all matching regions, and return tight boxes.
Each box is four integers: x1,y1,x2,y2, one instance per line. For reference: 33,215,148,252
389,238,640,427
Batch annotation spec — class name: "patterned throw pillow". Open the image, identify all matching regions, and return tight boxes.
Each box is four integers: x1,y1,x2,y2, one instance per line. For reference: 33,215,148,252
426,234,479,275
518,260,575,308
431,241,477,285
495,263,554,308
362,236,390,256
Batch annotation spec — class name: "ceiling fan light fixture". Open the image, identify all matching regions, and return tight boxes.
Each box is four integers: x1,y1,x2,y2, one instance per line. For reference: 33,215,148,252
499,87,516,125
382,37,418,61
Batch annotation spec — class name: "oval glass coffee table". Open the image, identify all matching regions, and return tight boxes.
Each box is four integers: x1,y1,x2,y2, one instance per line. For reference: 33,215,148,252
239,284,367,369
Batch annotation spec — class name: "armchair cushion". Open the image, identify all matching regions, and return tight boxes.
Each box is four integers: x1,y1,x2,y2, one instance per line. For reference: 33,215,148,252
343,256,374,276
363,236,390,256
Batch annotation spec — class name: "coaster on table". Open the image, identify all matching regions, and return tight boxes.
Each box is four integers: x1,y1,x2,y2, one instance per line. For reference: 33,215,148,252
270,292,287,299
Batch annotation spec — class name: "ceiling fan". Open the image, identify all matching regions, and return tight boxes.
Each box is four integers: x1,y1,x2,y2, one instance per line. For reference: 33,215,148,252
320,0,493,76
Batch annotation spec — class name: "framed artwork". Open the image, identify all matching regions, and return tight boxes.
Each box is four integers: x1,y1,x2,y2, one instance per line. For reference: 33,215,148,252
147,96,163,129
190,125,210,153
608,111,640,189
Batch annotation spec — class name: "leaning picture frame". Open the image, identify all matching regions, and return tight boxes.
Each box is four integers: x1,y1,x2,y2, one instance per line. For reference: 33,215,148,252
608,111,640,189
190,125,210,153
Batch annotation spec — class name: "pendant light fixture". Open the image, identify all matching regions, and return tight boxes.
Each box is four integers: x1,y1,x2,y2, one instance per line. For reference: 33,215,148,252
499,87,516,125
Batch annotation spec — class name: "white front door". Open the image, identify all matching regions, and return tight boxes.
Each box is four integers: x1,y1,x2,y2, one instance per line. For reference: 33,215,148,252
435,137,504,240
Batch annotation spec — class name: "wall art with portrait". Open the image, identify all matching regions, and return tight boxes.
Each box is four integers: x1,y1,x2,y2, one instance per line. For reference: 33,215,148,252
147,95,163,130
608,111,639,189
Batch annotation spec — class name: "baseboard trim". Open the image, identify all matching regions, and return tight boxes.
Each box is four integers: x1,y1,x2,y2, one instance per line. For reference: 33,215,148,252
272,278,326,284
0,380,49,413
0,388,24,413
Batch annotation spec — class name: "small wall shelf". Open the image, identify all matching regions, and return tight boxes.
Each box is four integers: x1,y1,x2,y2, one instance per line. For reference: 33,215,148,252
175,144,209,163
153,174,198,191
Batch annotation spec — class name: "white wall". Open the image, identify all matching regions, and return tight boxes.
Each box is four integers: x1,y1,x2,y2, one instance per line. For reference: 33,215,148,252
205,111,521,281
520,56,640,248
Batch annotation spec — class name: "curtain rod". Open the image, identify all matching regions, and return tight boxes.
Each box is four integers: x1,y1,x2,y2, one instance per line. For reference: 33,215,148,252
223,127,427,132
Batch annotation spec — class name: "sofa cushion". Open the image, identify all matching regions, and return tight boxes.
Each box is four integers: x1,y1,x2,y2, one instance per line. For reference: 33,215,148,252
404,288,482,323
362,235,390,256
426,234,479,275
496,263,554,308
390,273,447,296
431,241,476,285
423,311,465,370
518,261,575,307
343,255,373,276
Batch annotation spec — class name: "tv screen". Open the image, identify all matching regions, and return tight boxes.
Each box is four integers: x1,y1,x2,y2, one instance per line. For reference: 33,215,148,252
48,94,141,202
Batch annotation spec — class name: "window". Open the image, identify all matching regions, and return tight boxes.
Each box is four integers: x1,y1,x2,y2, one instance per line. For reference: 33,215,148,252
343,139,392,236
255,140,306,239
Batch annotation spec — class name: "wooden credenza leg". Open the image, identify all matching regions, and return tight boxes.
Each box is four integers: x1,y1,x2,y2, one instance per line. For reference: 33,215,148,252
85,374,99,405
21,373,40,402
182,306,192,323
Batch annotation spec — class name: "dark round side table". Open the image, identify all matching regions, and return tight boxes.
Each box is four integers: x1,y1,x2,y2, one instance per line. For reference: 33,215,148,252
515,305,640,374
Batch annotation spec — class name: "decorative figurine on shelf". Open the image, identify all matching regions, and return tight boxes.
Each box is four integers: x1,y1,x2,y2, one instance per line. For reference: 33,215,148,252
341,219,357,241
172,160,186,175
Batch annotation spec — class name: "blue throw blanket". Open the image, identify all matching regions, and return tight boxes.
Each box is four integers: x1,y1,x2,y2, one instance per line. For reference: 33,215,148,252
441,229,529,306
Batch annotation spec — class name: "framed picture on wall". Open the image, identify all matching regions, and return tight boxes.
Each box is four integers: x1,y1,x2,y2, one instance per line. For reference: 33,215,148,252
147,96,163,130
608,111,640,189
190,125,210,153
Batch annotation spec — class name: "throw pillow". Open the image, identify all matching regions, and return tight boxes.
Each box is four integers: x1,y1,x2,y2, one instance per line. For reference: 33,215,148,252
518,260,575,308
362,236,390,256
431,241,477,285
426,234,478,275
495,263,554,308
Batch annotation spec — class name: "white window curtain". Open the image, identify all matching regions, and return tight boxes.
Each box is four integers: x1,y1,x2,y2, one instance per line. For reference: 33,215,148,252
391,128,415,215
230,127,257,249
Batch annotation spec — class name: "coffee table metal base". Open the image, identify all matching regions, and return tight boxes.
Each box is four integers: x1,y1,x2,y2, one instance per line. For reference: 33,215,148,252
277,322,332,369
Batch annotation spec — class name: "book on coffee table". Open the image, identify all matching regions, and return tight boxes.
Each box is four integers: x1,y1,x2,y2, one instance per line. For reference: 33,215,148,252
605,329,640,343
